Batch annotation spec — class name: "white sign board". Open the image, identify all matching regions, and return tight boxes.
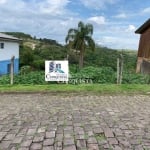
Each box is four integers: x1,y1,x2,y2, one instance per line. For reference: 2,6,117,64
45,60,68,81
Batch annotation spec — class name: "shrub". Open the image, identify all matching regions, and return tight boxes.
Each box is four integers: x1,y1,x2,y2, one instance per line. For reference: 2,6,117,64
0,67,149,85
70,66,116,84
20,65,31,75
0,71,46,85
122,73,150,84
0,75,10,84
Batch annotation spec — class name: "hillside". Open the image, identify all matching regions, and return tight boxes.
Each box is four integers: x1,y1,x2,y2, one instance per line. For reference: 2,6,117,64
4,32,137,72
3,32,62,48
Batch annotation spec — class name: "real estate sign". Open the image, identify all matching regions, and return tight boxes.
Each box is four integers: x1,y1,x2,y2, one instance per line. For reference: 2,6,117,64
45,60,68,81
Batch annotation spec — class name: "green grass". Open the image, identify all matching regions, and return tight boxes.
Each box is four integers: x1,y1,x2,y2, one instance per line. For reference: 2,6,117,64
0,84,150,94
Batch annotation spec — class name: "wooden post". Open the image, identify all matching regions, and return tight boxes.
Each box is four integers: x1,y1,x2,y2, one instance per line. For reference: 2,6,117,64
10,56,15,85
117,58,120,84
120,54,123,84
117,54,123,84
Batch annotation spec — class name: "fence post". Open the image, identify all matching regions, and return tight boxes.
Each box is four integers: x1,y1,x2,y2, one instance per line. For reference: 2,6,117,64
117,54,123,84
10,56,15,85
117,58,120,84
120,54,123,84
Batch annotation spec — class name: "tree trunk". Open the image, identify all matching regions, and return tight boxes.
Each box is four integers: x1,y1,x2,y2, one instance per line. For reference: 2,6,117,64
79,50,84,69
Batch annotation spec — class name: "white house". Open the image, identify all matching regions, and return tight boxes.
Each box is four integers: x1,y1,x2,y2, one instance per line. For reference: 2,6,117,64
0,33,20,75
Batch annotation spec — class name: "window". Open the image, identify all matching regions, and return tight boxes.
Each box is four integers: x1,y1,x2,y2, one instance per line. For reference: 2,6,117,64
0,43,4,49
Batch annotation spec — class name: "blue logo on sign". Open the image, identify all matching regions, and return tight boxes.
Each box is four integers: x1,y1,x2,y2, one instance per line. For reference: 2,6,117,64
49,62,64,73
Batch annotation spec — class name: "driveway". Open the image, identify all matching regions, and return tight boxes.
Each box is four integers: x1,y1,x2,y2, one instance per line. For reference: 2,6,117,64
0,94,150,150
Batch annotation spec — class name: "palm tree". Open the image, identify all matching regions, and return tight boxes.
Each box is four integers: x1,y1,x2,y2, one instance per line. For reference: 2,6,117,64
65,21,95,69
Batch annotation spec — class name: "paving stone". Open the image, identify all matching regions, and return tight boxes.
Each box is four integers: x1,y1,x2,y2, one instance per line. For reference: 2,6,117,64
18,148,29,150
64,126,73,131
55,146,63,150
24,136,34,140
87,131,94,137
55,141,63,148
103,143,111,149
12,136,23,144
108,137,118,145
0,140,11,149
87,144,99,150
103,128,114,138
55,133,63,141
75,134,85,140
33,136,44,142
117,137,131,148
93,128,103,134
43,138,55,146
134,145,144,150
63,138,75,146
21,140,32,147
43,146,54,150
4,133,16,140
97,139,107,145
124,130,133,138
64,133,72,138
46,131,56,138
76,139,86,148
87,137,97,144
0,94,150,150
37,127,46,133
130,139,141,145
112,145,122,150
30,143,42,150
10,147,17,150
27,128,37,136
63,145,76,150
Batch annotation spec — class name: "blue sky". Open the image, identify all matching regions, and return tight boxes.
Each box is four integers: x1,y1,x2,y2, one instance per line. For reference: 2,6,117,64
0,0,149,50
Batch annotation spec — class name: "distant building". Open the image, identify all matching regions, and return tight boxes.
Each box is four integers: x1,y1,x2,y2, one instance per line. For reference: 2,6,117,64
135,18,150,74
0,33,20,75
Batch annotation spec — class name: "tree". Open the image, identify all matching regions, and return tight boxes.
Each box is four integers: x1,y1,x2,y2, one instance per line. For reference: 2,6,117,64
20,45,34,66
65,21,95,69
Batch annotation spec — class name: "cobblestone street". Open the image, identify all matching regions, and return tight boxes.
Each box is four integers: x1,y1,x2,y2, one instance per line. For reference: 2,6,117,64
0,94,150,150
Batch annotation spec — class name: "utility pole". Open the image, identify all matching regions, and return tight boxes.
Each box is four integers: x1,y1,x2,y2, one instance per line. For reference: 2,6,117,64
10,56,15,85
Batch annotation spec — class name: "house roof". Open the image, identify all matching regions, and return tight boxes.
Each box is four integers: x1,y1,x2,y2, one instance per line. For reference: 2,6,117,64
0,33,20,42
135,18,150,34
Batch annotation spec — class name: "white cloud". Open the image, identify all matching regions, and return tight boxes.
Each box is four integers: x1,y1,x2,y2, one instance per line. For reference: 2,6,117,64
0,0,77,43
126,25,136,32
93,21,139,50
114,13,127,19
39,0,70,15
80,0,118,9
88,16,106,25
0,0,141,49
0,0,6,4
96,35,139,50
142,7,150,14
